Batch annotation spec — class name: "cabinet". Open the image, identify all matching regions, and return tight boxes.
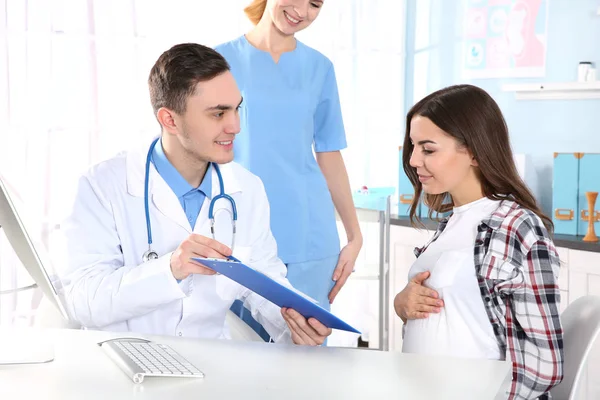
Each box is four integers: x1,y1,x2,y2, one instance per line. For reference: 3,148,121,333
552,153,600,236
564,249,600,400
397,146,414,217
578,154,600,237
331,196,392,350
388,226,433,350
553,153,580,235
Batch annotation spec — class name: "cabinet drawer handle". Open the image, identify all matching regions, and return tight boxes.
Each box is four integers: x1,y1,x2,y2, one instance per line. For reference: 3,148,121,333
581,210,600,222
399,194,414,204
555,209,574,221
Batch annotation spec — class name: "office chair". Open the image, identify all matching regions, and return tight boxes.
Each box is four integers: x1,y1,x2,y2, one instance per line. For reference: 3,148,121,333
226,310,264,342
550,295,600,400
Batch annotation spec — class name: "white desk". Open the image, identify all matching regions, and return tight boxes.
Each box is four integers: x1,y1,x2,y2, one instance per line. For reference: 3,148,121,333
0,328,510,399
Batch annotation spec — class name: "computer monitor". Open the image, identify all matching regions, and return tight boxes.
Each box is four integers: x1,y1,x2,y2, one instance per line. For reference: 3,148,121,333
0,175,69,321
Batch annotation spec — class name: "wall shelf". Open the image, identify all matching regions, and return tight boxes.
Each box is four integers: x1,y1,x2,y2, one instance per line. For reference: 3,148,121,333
502,81,600,100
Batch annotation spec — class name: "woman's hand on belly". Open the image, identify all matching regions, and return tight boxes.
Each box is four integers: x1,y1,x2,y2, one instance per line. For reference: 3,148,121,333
393,271,444,323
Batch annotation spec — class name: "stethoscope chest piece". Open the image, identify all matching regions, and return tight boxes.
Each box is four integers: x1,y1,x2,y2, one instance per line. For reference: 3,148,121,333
142,249,159,263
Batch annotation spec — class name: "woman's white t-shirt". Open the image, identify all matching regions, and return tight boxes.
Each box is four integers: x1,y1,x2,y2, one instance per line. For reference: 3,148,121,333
402,197,502,360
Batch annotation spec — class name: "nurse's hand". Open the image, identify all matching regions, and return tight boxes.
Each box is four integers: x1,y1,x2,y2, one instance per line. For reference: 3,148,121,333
281,308,332,346
393,271,444,323
328,239,362,304
170,234,232,280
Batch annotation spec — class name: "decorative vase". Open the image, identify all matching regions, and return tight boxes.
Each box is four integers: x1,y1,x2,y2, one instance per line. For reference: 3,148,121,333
583,192,599,243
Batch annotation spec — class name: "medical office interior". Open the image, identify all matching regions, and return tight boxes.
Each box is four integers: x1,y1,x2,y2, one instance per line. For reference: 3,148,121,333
1,0,600,399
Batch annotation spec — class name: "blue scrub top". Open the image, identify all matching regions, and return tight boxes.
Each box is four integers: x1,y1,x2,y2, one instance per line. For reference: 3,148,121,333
216,36,346,264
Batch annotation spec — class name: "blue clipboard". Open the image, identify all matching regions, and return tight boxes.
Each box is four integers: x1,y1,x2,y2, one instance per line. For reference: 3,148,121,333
194,256,360,334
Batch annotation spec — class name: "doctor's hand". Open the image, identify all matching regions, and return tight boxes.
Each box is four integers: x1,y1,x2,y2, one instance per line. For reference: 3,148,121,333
328,238,362,304
170,234,232,280
281,308,332,346
393,271,443,324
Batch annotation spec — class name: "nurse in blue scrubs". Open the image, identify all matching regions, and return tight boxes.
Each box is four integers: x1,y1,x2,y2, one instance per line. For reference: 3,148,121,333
216,0,362,341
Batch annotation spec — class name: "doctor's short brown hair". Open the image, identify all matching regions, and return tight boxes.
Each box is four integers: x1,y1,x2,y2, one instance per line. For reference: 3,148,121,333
148,43,230,115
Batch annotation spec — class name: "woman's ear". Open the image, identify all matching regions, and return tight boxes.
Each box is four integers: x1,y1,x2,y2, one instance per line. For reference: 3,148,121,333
469,150,479,167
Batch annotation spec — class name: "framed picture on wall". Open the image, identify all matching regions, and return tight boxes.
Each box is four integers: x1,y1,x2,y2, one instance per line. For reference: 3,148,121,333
462,0,549,79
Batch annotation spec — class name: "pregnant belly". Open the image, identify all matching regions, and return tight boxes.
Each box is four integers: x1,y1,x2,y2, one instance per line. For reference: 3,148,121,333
402,303,500,360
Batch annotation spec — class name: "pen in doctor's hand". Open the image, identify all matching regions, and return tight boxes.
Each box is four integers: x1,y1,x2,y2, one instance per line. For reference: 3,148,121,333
170,233,232,280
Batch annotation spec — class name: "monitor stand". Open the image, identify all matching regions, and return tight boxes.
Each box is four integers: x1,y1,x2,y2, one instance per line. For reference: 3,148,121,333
0,328,55,365
0,220,56,365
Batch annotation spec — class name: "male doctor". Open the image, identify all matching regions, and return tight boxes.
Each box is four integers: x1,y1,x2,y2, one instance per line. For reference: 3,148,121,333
59,43,331,346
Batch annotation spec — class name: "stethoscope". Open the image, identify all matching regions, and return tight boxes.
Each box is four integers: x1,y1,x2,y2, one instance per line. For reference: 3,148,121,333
142,137,238,262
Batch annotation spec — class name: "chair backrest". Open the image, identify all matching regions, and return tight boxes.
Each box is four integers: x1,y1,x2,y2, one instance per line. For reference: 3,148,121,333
226,310,265,342
550,295,600,400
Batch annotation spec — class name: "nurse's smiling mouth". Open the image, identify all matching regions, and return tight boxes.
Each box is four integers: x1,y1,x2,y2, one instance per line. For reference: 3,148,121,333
284,11,302,26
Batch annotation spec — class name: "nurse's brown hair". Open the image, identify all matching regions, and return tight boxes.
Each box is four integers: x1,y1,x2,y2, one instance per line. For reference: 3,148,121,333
245,0,267,25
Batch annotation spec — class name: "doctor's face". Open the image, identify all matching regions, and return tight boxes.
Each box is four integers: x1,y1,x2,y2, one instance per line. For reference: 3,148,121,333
173,71,242,165
267,0,323,35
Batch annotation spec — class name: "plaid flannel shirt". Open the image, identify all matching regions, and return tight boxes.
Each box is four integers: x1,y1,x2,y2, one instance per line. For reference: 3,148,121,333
414,200,564,400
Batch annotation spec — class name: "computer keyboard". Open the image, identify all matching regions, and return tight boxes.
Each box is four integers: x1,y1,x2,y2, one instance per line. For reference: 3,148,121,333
98,338,204,383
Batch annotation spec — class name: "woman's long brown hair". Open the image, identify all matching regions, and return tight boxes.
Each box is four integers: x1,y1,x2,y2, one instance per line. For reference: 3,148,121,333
402,84,553,233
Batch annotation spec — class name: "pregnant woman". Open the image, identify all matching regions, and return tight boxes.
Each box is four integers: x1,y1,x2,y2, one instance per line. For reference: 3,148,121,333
394,84,563,399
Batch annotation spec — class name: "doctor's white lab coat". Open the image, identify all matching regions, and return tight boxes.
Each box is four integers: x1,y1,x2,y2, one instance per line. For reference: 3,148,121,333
59,144,292,343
